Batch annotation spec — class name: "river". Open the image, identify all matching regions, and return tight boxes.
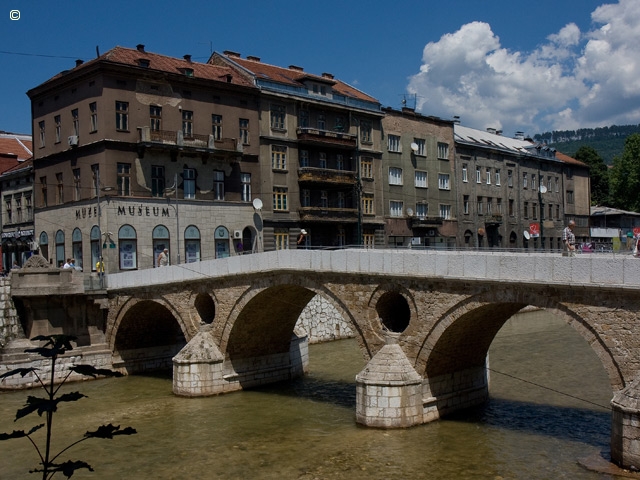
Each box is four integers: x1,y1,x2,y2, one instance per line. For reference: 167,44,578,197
0,309,622,479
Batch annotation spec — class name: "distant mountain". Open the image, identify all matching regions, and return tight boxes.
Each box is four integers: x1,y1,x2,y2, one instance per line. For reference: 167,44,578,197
533,124,640,164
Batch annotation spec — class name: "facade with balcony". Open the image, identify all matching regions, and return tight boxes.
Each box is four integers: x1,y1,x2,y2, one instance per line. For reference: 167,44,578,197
210,51,386,249
380,107,456,248
27,45,263,272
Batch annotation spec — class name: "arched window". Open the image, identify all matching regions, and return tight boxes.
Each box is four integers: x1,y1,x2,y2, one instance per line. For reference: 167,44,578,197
72,228,83,269
214,226,230,258
90,226,101,271
39,231,49,260
55,230,65,267
184,225,201,263
152,225,170,267
118,224,137,270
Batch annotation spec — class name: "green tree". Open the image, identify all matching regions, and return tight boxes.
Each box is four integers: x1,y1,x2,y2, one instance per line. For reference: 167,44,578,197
573,145,610,206
609,133,640,212
0,335,136,479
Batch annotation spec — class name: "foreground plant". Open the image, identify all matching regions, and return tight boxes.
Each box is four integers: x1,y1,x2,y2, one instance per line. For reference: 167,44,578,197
0,334,136,479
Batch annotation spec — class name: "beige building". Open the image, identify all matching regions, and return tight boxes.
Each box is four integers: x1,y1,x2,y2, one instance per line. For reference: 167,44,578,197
380,107,456,248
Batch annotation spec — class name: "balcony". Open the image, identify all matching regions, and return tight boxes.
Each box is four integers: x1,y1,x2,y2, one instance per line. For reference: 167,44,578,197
410,216,444,229
298,206,358,222
484,215,503,226
298,167,356,185
137,127,242,160
296,127,357,148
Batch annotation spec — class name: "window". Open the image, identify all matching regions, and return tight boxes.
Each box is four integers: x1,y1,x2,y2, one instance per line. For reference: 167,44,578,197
508,170,513,187
361,157,373,179
320,190,328,208
389,167,403,185
72,108,79,136
117,163,131,196
524,202,529,219
363,233,375,248
55,115,61,143
302,189,310,207
476,167,481,183
39,120,45,147
463,195,469,214
273,187,288,211
416,203,428,218
299,150,309,167
567,190,574,204
487,198,493,215
548,204,553,220
319,152,327,169
497,198,503,214
91,164,99,198
90,102,97,132
298,110,309,128
556,205,560,219
40,176,47,207
439,204,451,220
241,173,251,202
118,224,137,270
115,102,128,131
335,116,345,132
532,203,538,219
362,193,374,215
184,168,195,199
523,173,528,189
415,171,427,188
25,195,32,222
336,154,344,170
211,114,221,139
360,120,372,143
437,142,449,159
4,196,11,223
317,114,326,130
239,119,249,144
271,145,287,170
56,173,63,204
14,196,21,223
73,168,81,201
270,104,286,130
150,106,162,132
182,110,193,137
274,230,289,250
477,196,484,215
438,173,450,190
337,192,345,208
152,165,165,197
213,170,224,200
388,134,401,152
462,164,468,183
531,174,536,191
509,199,514,216
495,169,501,186
390,200,403,217
547,176,552,192
486,168,491,185
414,138,425,156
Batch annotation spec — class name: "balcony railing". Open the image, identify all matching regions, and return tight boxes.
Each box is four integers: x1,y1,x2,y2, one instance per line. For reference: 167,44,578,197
298,206,358,222
298,167,356,185
296,127,357,147
410,216,444,228
484,215,503,225
138,127,241,154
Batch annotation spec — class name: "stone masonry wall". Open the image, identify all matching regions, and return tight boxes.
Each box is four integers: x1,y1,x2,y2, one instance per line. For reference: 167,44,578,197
295,294,354,344
0,277,21,348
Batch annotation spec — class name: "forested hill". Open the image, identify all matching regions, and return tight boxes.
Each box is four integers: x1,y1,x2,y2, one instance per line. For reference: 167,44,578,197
533,124,640,164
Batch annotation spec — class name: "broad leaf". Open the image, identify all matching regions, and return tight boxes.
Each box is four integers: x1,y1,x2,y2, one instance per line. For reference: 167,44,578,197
0,424,44,440
15,392,86,420
85,423,137,439
0,367,38,380
31,460,94,478
69,364,124,378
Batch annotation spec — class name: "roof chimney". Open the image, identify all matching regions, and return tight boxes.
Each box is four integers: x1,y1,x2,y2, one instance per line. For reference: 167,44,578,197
183,54,192,62
247,55,261,62
223,50,241,58
322,72,334,79
453,115,461,124
486,127,497,135
136,44,145,53
289,65,304,72
75,59,84,67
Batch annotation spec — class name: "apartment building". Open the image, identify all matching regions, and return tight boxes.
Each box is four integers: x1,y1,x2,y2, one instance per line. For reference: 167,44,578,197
210,51,386,248
380,107,456,248
27,45,262,272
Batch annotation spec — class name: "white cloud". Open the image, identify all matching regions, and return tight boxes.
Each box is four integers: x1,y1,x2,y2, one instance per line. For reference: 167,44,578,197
408,0,640,134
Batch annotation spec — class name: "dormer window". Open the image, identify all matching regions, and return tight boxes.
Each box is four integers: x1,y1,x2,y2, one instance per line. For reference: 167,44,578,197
138,58,150,68
182,68,194,77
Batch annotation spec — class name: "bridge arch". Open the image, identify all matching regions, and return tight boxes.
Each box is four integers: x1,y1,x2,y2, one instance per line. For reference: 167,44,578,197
414,288,624,396
368,283,418,334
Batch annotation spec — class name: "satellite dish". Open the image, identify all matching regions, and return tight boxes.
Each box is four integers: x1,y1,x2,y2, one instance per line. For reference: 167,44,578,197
406,208,414,216
410,142,419,153
539,185,547,194
523,230,531,240
252,198,263,211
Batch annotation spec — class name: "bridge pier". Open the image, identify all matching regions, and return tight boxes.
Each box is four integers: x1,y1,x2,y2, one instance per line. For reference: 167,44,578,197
173,329,309,397
611,376,640,470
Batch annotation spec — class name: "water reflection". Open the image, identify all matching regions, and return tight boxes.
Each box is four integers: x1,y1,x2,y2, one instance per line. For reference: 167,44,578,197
0,310,622,479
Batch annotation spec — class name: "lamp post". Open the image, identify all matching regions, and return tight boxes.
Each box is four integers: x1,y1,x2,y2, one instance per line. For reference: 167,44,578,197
167,173,180,264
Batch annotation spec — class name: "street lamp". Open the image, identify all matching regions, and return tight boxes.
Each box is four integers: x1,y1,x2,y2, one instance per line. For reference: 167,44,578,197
167,173,180,264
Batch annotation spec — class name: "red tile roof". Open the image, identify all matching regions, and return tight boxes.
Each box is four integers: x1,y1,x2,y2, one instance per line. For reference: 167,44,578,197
0,133,32,162
223,54,379,103
555,151,588,167
0,157,33,175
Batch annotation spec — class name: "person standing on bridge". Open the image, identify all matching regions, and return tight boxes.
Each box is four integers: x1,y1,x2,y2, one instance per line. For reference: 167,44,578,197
562,220,576,257
157,248,169,267
297,229,307,249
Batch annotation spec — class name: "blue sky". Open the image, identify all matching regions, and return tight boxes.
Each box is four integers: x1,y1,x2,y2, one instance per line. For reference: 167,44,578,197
1,0,636,138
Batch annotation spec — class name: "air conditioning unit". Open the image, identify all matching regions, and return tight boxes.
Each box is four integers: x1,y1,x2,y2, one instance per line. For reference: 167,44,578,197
427,228,437,237
68,135,79,147
233,230,242,239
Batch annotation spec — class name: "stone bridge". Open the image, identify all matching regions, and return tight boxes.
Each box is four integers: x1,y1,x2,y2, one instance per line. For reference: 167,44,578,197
5,249,640,469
